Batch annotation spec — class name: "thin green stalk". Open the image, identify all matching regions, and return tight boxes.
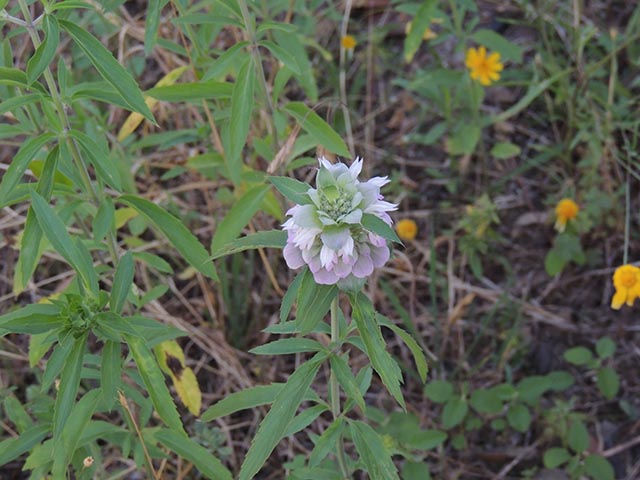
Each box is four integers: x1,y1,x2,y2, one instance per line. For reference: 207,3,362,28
18,0,120,263
339,0,354,156
624,169,630,265
330,296,350,478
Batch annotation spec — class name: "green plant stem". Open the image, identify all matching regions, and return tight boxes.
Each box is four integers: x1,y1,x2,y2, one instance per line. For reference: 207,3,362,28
339,0,355,156
18,0,120,264
330,296,350,478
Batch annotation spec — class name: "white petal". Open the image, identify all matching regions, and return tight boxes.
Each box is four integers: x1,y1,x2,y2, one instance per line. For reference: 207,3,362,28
349,157,363,179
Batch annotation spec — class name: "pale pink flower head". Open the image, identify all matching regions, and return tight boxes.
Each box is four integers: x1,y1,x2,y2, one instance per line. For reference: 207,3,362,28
282,157,397,288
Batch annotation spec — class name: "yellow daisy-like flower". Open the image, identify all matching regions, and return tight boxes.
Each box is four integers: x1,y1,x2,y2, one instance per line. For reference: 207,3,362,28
396,219,418,241
341,35,357,50
465,46,503,86
611,264,640,309
554,198,579,232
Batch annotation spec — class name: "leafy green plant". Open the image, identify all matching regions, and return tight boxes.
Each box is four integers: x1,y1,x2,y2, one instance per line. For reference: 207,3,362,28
564,337,620,400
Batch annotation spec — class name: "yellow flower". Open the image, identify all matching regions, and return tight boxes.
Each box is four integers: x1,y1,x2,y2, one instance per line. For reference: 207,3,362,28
341,35,357,50
465,46,503,86
611,264,640,309
396,219,418,241
554,198,579,232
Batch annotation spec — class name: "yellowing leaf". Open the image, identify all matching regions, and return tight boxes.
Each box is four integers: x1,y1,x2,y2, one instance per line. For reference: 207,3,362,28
155,340,202,415
117,66,188,142
114,207,139,229
29,160,73,186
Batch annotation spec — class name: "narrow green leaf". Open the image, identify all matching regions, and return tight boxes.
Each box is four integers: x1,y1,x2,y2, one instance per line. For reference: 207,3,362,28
201,384,283,422
283,102,350,157
227,57,256,184
119,195,218,281
309,418,344,467
0,93,42,116
268,175,312,205
350,420,400,479
0,424,49,466
259,40,301,75
211,184,270,253
284,404,328,436
30,191,99,294
71,130,122,190
155,429,233,480
146,81,233,101
93,196,115,241
250,338,325,355
111,251,134,314
49,0,92,10
126,335,185,434
144,0,164,56
42,333,74,391
330,354,366,412
350,292,405,409
53,333,86,438
0,67,47,93
101,340,121,408
471,29,523,63
209,229,286,261
239,355,324,480
403,0,437,63
296,269,338,334
0,132,54,208
58,20,155,122
378,315,428,382
4,395,33,433
362,213,401,244
27,15,60,85
280,268,304,322
0,303,61,336
256,21,298,35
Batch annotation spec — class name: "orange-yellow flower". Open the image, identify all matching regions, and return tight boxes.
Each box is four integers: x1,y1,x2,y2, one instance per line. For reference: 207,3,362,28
341,35,357,50
465,46,503,86
554,198,579,232
396,219,418,241
611,264,640,309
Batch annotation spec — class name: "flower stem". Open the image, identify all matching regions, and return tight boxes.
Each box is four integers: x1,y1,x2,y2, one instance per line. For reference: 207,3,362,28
330,296,350,478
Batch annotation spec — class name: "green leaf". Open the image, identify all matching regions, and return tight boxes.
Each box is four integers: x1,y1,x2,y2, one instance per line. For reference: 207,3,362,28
101,340,121,408
133,251,174,273
470,389,503,414
441,396,468,429
93,196,115,242
584,454,615,480
283,102,350,157
471,29,523,63
296,269,338,334
52,389,101,478
0,132,54,208
490,142,521,159
226,57,256,185
407,429,447,450
0,67,47,93
447,123,480,155
516,375,551,405
211,184,270,253
119,195,218,281
564,346,594,366
144,0,164,56
155,429,233,480
595,337,616,359
250,338,325,355
256,21,298,35
568,420,589,453
201,384,283,422
71,130,122,191
543,447,571,468
545,248,566,276
146,81,233,101
268,175,312,205
284,404,328,436
402,461,432,480
596,367,619,400
27,15,60,85
30,191,99,295
4,395,33,432
506,403,531,433
403,0,437,63
280,268,304,322
126,335,185,434
259,40,301,75
0,303,61,336
209,229,286,261
58,20,155,122
378,316,428,383
53,333,86,438
362,213,402,244
111,251,134,314
351,292,405,409
330,353,366,412
350,420,400,480
424,380,454,403
0,424,49,466
239,355,324,480
309,418,344,467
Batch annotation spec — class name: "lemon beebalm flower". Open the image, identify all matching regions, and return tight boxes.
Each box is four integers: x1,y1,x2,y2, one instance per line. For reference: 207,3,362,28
341,35,357,50
465,46,503,86
611,264,640,309
554,198,579,232
396,219,418,241
283,157,396,286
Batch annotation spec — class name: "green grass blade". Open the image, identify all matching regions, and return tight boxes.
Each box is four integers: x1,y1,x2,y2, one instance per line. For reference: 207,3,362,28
283,102,350,157
227,57,256,184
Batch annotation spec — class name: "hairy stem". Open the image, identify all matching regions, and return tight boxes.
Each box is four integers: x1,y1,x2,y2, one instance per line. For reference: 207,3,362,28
330,296,350,478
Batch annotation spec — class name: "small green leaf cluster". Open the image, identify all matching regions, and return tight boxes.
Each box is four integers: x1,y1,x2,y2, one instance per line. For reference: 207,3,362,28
564,337,620,400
